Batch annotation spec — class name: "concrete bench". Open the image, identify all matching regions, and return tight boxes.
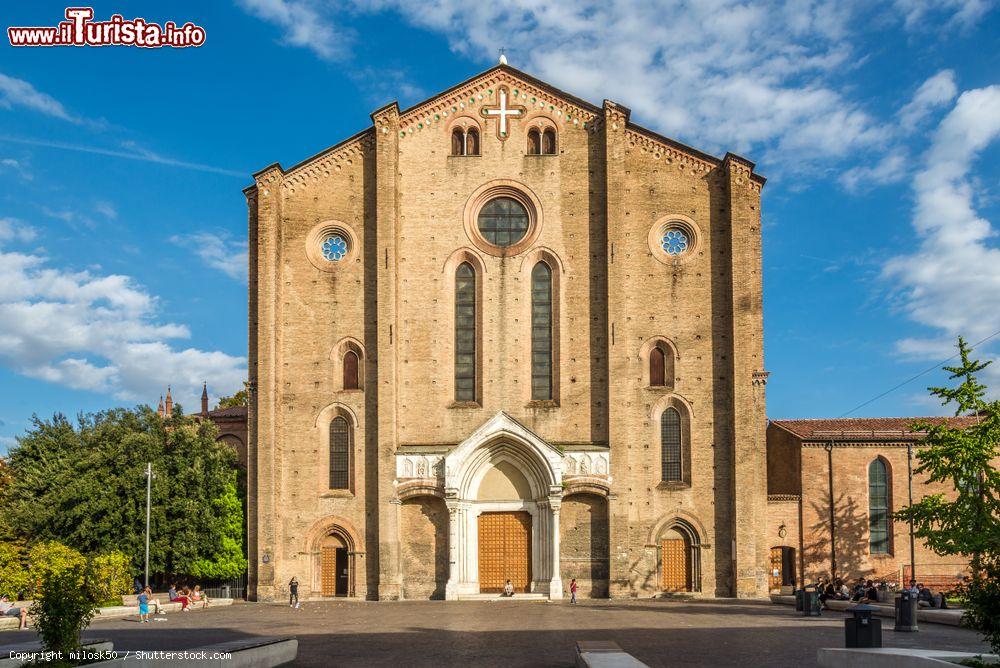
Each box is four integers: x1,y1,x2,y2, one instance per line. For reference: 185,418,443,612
576,641,649,668
818,647,998,668
88,636,297,667
0,639,112,668
770,594,965,626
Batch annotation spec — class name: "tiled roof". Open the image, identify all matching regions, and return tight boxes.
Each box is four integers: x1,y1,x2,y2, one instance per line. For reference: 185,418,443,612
206,406,248,419
770,416,981,440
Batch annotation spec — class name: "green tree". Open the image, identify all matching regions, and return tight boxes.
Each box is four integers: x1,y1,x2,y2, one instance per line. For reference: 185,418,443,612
30,561,98,662
188,471,247,579
1,406,244,582
28,542,87,596
216,383,249,409
895,337,1000,654
89,552,133,606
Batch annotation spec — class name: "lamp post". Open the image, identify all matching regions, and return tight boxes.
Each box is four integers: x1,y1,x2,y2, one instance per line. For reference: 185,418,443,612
144,462,152,588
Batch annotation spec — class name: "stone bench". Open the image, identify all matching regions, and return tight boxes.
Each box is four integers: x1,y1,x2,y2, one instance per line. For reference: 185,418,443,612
818,647,999,667
0,598,235,630
576,641,649,668
770,594,965,626
88,636,297,668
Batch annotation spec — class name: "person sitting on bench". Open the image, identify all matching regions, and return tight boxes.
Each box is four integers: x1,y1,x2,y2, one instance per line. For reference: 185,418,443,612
0,595,29,630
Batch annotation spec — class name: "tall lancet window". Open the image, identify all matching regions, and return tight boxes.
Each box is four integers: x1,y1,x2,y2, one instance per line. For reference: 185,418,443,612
329,416,351,490
531,262,553,400
661,407,682,482
869,458,891,554
455,262,477,402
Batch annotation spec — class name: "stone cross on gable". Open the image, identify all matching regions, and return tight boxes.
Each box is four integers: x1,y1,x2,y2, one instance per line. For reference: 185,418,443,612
481,85,526,141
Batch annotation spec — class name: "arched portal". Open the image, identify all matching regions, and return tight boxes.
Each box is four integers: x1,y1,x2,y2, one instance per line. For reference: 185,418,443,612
442,411,565,599
657,519,702,593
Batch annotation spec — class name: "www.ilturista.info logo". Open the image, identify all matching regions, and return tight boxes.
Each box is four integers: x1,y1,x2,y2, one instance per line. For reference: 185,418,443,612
8,7,205,48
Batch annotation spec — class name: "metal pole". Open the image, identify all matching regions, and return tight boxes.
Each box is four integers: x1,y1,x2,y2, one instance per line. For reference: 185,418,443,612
826,442,837,579
907,443,915,584
145,462,151,588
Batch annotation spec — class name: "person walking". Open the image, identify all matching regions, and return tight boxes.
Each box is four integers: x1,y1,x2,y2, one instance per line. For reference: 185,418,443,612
289,577,299,608
569,578,578,604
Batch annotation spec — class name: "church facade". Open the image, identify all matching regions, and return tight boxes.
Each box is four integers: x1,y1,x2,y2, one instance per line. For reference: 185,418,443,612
245,64,770,601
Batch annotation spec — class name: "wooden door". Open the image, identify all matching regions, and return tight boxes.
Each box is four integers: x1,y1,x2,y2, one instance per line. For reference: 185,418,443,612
769,547,783,591
661,538,690,592
320,546,337,596
335,548,349,596
478,511,532,593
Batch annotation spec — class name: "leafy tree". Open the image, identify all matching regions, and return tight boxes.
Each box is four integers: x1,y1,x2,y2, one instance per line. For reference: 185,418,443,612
1,406,244,582
28,542,87,596
216,383,249,409
895,337,1000,654
188,471,247,579
30,561,98,662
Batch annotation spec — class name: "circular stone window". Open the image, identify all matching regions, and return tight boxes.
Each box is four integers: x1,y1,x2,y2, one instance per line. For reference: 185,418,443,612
660,227,689,256
463,180,543,257
477,197,529,247
321,234,349,262
305,221,358,272
647,215,700,265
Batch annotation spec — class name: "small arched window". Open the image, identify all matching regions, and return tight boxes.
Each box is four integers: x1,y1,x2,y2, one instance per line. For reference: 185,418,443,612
527,128,541,155
869,458,891,554
455,262,477,402
329,416,351,490
466,128,480,156
343,350,359,390
661,407,682,482
451,128,465,156
531,262,553,400
542,128,557,154
650,347,666,387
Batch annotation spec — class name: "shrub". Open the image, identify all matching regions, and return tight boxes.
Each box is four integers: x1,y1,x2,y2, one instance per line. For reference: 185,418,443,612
88,552,133,607
0,541,29,600
28,542,86,597
29,561,98,661
960,555,1000,656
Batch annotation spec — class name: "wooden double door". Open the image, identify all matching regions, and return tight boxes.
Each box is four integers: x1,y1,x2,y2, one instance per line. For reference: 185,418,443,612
661,538,691,592
320,546,349,597
478,511,532,593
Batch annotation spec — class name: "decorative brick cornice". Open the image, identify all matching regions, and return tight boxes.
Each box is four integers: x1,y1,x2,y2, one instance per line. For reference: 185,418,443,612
752,370,770,386
398,68,597,138
767,494,800,502
723,151,766,193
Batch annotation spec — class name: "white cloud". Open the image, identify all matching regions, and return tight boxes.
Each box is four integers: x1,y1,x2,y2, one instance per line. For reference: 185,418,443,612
0,218,37,244
0,157,31,180
236,0,348,61
0,72,80,123
170,231,248,282
892,0,993,30
899,69,958,132
0,227,246,408
883,85,1000,394
840,152,908,192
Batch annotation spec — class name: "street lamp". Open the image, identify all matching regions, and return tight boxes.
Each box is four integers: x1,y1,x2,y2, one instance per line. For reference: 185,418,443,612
144,462,153,588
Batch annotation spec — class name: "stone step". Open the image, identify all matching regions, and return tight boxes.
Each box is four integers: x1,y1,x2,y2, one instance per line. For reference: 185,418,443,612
457,593,548,601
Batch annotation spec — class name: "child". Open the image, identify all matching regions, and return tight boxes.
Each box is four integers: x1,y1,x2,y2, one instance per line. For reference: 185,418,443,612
137,587,150,623
191,585,210,609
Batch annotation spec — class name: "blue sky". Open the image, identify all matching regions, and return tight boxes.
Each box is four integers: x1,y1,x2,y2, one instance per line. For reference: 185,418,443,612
1,1,999,452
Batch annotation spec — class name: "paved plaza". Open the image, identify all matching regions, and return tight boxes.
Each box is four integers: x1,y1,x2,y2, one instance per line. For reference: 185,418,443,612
2,599,992,667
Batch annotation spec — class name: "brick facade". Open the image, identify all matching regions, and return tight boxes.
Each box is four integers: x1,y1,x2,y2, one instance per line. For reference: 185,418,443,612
766,418,982,589
245,64,770,601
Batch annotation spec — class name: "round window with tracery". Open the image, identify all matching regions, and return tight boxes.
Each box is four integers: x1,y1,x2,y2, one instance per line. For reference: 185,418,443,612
477,197,529,247
321,234,348,262
661,228,689,256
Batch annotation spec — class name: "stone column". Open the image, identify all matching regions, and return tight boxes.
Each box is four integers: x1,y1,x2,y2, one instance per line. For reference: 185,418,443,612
549,496,563,599
445,499,461,600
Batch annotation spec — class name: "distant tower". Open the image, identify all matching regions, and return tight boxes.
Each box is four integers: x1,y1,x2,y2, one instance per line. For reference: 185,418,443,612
157,395,164,418
164,386,173,418
201,382,209,417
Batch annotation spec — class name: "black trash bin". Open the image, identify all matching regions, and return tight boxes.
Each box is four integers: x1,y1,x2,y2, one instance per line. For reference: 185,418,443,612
894,591,919,632
845,604,882,648
802,587,821,616
794,589,804,612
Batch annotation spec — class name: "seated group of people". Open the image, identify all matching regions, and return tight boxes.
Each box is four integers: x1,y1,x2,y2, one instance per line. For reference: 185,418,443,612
909,579,949,609
133,578,210,621
816,577,879,608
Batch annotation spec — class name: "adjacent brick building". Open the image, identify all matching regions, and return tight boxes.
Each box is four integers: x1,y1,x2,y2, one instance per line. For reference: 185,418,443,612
766,417,980,590
244,62,770,602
